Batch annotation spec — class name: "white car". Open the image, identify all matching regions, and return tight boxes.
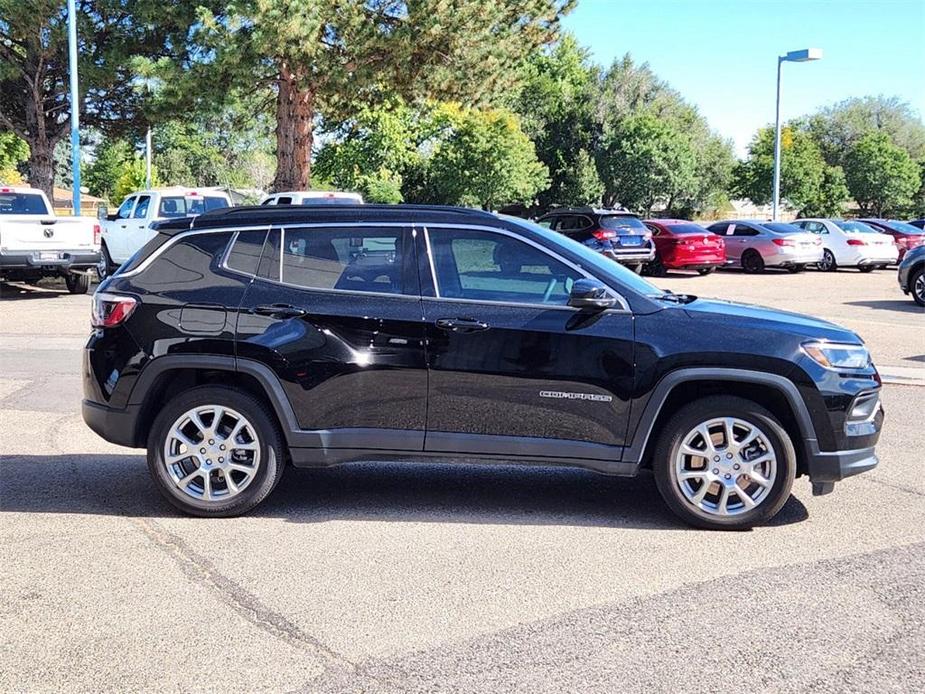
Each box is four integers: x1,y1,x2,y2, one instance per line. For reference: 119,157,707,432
260,190,363,206
98,187,232,276
0,185,99,293
793,219,899,272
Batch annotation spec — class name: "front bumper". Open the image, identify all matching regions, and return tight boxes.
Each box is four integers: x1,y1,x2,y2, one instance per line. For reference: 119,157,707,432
0,250,100,272
806,446,878,495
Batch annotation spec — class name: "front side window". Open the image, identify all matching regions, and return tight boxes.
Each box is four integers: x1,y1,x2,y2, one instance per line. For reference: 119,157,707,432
428,228,581,305
116,197,136,219
133,195,151,219
262,227,407,295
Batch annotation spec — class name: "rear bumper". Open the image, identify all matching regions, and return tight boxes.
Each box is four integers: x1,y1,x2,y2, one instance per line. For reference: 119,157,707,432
601,248,656,265
82,399,141,448
0,250,100,272
765,250,824,267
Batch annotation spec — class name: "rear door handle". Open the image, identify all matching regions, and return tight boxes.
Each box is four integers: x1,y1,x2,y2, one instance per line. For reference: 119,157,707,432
435,317,489,333
253,304,306,318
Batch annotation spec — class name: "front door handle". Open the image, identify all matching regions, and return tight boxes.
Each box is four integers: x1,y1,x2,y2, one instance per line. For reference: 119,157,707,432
253,304,306,318
435,317,489,333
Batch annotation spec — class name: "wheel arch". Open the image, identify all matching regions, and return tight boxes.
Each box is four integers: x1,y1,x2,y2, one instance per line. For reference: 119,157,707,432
626,369,816,477
128,355,299,448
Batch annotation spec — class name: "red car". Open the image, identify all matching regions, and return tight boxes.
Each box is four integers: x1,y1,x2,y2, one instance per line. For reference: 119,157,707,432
858,219,925,261
643,219,727,275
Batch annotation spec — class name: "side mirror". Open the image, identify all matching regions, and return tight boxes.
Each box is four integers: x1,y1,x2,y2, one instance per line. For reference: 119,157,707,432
568,278,617,310
96,206,107,220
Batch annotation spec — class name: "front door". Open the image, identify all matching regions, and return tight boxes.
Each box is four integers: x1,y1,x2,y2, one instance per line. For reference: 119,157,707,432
418,225,635,464
237,223,428,451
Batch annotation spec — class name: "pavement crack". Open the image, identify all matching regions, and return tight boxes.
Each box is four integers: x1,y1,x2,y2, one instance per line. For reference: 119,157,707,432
128,516,357,675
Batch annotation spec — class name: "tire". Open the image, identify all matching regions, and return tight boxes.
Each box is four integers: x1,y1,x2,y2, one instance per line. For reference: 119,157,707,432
64,273,90,294
786,264,805,274
858,265,874,273
818,249,837,272
741,250,765,274
644,256,666,277
651,395,796,530
697,267,716,276
629,263,644,275
97,243,115,281
146,386,287,517
911,268,925,307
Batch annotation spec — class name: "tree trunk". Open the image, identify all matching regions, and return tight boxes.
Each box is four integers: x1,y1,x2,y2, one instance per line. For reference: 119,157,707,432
26,138,56,199
272,64,315,192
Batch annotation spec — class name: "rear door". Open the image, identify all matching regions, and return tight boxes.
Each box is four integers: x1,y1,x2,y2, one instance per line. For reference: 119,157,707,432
236,223,428,451
417,224,635,464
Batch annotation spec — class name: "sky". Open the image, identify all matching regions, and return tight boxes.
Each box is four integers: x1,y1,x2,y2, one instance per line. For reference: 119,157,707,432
562,0,925,155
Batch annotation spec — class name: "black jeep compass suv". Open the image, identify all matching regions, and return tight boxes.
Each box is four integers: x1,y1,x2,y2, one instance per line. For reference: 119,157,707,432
82,205,883,529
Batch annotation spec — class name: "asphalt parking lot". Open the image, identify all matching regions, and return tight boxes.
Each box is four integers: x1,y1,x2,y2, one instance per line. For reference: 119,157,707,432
1,267,924,693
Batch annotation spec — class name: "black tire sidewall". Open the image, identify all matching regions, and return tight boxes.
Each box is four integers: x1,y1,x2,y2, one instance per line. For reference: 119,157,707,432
146,386,285,517
911,268,925,307
65,273,90,293
821,249,837,271
742,251,763,273
652,396,796,530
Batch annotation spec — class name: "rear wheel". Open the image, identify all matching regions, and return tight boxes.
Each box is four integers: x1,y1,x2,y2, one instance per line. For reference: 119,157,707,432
629,263,644,274
818,249,837,272
644,256,666,277
146,386,286,517
652,396,796,530
97,244,115,280
64,273,90,294
911,268,925,307
858,265,874,273
697,267,716,276
741,250,764,274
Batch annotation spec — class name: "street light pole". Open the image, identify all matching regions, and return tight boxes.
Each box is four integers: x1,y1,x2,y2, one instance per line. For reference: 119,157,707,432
771,48,823,221
67,0,80,215
145,127,152,189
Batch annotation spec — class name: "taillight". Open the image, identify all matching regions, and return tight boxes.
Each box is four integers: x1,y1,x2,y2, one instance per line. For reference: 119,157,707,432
846,238,867,246
772,238,795,247
591,229,617,241
93,223,101,246
91,292,137,328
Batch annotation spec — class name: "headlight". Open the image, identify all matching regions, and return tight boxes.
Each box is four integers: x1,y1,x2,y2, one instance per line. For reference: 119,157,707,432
802,341,870,370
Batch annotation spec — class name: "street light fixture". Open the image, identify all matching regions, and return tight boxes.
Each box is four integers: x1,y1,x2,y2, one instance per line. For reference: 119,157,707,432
772,48,823,220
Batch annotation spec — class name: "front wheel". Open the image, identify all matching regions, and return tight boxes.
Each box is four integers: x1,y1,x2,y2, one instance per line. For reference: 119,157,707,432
147,386,287,517
911,268,925,307
741,250,765,274
818,249,837,272
652,396,796,530
64,272,90,294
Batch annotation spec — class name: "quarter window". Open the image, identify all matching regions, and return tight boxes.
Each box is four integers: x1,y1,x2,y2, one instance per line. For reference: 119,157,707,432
428,228,581,305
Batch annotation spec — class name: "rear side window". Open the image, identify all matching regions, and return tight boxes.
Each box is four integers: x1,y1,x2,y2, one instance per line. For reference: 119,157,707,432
259,227,409,295
225,230,269,276
133,195,151,218
763,222,803,234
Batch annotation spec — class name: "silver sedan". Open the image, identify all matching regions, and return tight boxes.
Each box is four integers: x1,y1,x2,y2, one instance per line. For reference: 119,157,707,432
706,220,823,273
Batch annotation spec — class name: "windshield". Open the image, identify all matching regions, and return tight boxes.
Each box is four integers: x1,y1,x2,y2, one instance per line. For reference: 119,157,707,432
504,216,666,298
0,192,49,215
600,215,648,232
763,222,804,234
158,196,229,218
667,223,709,235
834,220,877,234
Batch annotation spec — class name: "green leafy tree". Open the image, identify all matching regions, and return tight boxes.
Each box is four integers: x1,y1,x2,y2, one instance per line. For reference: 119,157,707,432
85,139,134,201
113,157,159,202
597,113,696,216
514,34,600,207
804,96,925,168
421,105,549,210
800,165,850,218
0,1,211,196
844,132,921,216
144,1,572,192
0,131,28,183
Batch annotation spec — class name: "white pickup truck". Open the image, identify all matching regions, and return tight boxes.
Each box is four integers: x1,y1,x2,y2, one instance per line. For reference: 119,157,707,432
98,187,232,277
0,185,100,293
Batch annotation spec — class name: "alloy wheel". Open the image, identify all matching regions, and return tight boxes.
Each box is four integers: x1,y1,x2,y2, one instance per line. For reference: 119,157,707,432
672,416,778,517
163,405,261,501
819,249,836,272
914,272,925,305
